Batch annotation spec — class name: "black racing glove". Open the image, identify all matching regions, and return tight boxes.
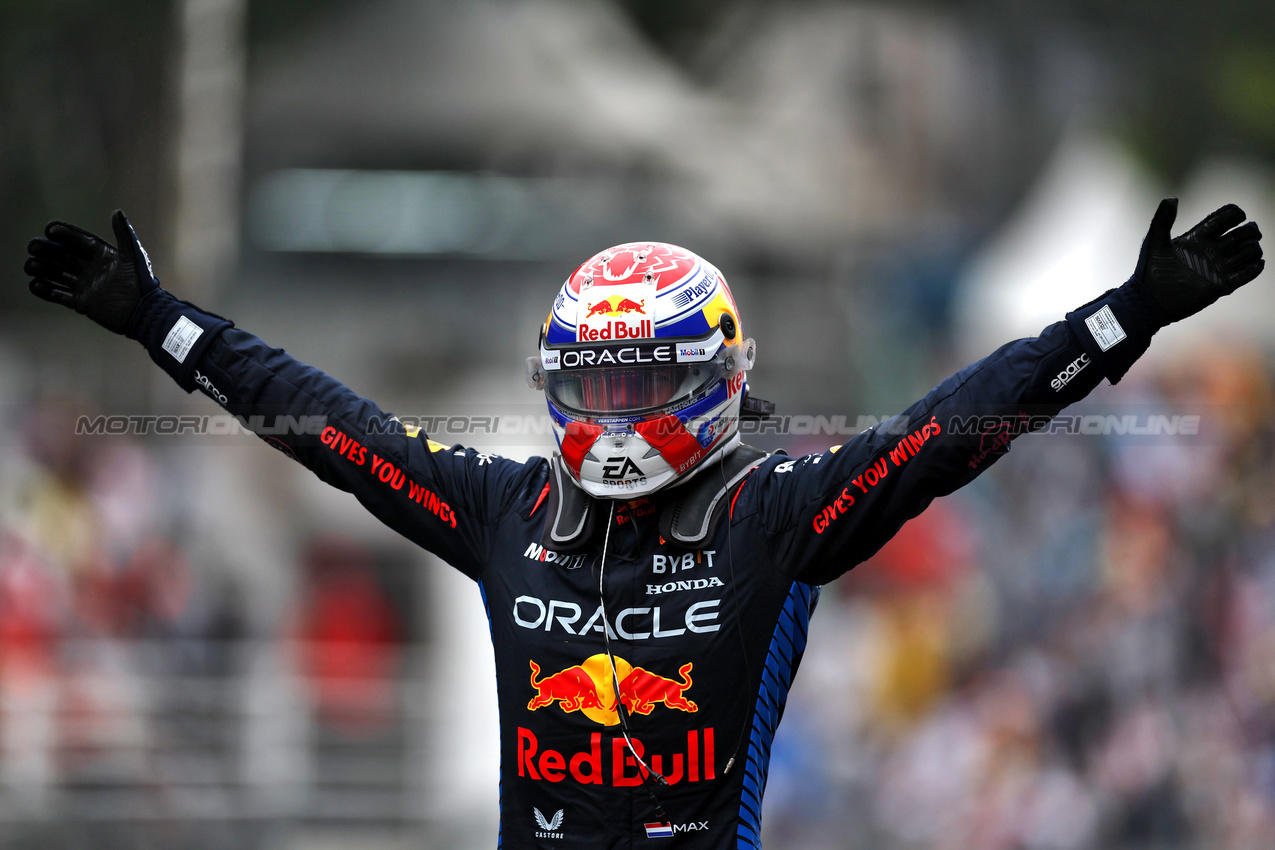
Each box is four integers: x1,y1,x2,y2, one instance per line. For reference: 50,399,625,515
25,210,157,336
1133,197,1264,324
1067,198,1263,385
24,211,232,391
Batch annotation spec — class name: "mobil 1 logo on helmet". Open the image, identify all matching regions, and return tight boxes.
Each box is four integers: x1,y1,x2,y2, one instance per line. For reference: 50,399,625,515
577,280,655,342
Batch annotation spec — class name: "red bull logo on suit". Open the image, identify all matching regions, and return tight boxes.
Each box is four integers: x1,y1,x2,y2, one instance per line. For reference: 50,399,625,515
526,653,697,726
517,726,715,787
521,653,710,787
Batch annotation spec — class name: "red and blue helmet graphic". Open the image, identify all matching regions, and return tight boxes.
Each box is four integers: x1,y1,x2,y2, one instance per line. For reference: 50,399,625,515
532,243,754,498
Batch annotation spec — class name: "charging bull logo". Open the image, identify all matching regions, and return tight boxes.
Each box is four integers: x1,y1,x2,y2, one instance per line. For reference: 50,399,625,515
620,663,697,715
584,295,646,318
528,661,607,713
527,654,697,726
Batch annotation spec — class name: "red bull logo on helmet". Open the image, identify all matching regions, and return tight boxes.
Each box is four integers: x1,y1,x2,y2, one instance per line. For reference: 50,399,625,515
526,653,697,726
577,280,656,343
584,295,647,318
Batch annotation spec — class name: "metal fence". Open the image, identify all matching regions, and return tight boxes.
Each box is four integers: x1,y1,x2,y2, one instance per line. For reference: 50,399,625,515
0,640,437,849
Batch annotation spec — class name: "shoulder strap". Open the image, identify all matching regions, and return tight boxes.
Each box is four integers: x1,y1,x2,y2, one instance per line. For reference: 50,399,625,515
539,456,596,550
659,444,769,547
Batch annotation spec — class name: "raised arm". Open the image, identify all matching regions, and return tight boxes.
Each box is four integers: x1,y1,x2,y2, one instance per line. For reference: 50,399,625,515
24,212,544,578
743,199,1264,585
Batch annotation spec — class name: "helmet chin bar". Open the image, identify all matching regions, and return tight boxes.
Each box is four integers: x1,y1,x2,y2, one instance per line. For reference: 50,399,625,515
577,426,676,498
535,344,757,498
566,432,741,500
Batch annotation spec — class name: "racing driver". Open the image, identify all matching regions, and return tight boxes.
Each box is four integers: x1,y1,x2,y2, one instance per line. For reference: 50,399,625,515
23,199,1264,848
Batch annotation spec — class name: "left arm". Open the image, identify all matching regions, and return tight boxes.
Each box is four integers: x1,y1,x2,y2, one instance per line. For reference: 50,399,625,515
740,199,1263,585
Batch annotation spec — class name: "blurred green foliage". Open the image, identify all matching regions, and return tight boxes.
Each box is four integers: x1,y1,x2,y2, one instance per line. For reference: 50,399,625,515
1218,47,1275,140
1014,0,1275,178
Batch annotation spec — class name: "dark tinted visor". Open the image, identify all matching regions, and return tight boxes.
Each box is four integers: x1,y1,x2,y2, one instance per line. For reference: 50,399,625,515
545,361,723,416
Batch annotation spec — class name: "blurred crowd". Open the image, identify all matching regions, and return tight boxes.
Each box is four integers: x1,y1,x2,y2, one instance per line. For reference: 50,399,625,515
1,346,1274,849
0,400,407,836
0,416,230,850
767,341,1275,850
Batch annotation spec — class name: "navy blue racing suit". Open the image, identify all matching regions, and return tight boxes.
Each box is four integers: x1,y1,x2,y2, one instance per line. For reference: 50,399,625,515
136,279,1160,848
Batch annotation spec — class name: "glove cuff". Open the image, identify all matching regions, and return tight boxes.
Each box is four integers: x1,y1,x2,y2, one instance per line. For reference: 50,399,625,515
1064,278,1162,384
126,288,233,392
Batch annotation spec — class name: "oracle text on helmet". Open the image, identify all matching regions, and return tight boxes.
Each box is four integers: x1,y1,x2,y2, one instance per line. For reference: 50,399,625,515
559,345,673,369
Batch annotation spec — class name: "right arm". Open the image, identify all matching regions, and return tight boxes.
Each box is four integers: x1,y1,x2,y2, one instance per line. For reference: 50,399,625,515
194,325,544,578
25,211,543,578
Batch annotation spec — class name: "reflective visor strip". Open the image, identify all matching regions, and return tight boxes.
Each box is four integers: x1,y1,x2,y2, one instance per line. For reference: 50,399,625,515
539,328,731,416
545,362,723,417
539,327,727,371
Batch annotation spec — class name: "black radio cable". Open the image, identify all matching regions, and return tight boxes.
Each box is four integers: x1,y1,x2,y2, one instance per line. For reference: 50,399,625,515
596,500,672,824
718,459,756,777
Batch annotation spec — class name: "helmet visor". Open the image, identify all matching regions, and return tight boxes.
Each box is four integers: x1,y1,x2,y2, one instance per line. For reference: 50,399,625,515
546,361,723,416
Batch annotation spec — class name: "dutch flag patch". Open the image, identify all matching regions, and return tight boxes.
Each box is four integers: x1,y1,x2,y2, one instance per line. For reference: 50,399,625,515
644,822,673,839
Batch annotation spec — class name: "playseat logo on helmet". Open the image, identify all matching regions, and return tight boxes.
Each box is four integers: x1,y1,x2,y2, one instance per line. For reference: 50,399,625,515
601,457,643,480
670,272,716,309
559,344,673,368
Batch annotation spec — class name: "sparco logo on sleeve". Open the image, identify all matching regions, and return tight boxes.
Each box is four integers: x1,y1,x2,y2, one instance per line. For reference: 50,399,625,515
1050,353,1091,392
193,370,228,403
